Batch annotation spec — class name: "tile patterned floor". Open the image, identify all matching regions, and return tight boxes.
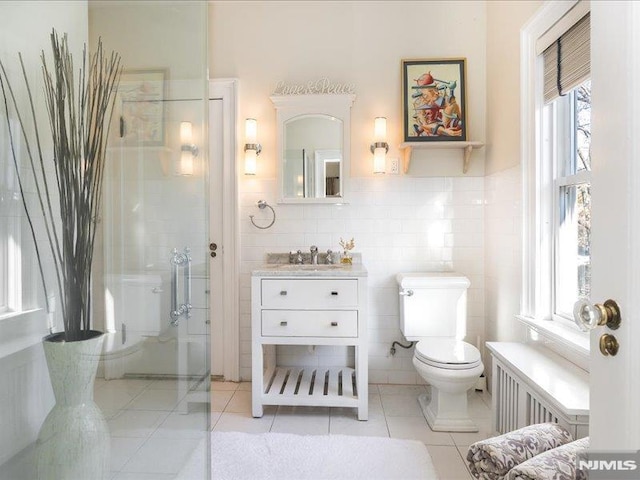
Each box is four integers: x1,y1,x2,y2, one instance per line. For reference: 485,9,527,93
0,378,210,480
1,379,494,479
212,381,495,480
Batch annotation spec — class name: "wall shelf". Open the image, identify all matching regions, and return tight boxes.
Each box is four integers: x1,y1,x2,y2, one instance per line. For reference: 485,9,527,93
399,141,485,174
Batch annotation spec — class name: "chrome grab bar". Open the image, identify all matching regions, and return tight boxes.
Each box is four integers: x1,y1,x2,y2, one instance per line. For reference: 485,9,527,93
170,247,192,326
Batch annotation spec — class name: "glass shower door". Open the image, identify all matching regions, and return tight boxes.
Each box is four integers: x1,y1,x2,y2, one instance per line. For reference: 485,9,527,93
91,2,211,478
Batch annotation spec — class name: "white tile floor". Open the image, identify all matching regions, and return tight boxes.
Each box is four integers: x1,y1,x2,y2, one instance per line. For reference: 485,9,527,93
1,379,494,480
0,377,210,480
212,381,496,480
98,378,209,479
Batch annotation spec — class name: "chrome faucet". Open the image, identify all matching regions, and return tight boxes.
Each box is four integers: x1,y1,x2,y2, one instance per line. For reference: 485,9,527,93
326,249,334,264
310,245,318,265
295,250,304,264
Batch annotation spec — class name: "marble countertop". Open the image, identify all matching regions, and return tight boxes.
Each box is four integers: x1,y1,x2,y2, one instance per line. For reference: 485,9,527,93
252,262,367,277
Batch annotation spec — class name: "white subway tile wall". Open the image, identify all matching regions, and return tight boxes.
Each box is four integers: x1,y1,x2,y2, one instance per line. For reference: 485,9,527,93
484,166,525,350
239,175,485,383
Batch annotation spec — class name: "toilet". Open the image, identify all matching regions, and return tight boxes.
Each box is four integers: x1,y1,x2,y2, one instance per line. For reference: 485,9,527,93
397,272,484,432
101,274,164,379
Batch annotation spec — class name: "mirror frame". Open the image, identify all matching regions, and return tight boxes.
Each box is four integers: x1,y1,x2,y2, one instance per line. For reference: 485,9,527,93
271,94,355,204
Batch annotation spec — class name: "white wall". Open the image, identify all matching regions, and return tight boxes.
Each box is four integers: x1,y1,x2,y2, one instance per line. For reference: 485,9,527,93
0,0,88,465
210,1,487,382
485,1,542,175
484,166,526,348
483,1,542,386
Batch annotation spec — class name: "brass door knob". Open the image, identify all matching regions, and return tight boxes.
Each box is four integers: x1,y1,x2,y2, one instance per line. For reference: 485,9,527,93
573,299,621,331
599,333,619,356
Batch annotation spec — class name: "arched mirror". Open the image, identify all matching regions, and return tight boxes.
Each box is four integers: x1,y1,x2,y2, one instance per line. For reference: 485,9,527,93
271,94,355,204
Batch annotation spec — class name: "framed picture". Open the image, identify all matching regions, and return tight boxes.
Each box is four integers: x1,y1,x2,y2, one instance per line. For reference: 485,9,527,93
401,58,466,142
118,69,167,146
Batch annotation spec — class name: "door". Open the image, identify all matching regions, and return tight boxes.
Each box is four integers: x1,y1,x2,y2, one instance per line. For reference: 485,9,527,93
589,2,640,450
209,79,240,381
94,2,211,478
209,97,224,376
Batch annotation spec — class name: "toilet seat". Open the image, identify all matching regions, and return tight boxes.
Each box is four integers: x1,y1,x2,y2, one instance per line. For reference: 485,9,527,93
414,338,481,370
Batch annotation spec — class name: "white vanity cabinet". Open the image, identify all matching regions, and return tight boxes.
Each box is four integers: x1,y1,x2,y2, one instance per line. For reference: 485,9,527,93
251,267,368,420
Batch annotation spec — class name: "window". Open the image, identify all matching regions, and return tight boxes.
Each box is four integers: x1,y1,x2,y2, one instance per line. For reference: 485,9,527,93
521,1,592,350
0,189,22,316
551,80,591,319
0,119,26,317
0,224,6,313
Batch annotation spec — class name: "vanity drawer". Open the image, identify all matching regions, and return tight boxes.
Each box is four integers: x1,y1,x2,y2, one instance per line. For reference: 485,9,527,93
261,310,358,337
261,279,358,309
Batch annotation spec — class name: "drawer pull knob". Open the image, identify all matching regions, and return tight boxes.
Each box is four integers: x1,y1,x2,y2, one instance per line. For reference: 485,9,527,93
280,321,288,326
331,321,338,326
331,291,339,296
280,290,287,296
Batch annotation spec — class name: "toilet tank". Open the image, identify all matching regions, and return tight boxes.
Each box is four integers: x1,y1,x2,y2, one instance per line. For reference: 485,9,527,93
396,273,470,341
104,274,162,335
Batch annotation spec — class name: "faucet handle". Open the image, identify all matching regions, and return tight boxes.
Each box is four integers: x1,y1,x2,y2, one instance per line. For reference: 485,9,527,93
326,249,334,264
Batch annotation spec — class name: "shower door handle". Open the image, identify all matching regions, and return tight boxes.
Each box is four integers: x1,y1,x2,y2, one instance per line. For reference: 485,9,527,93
170,247,192,326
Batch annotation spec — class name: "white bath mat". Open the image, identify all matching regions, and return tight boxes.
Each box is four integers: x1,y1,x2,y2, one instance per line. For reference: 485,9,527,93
177,431,438,480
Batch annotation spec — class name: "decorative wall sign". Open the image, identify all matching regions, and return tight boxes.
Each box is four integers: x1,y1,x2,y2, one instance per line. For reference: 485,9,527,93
402,58,466,142
273,78,356,96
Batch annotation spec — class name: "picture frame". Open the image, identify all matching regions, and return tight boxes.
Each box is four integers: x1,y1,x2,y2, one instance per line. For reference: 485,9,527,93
118,69,167,146
401,58,467,142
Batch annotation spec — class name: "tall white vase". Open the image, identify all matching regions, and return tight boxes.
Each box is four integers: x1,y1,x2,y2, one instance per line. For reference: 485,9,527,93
36,331,110,480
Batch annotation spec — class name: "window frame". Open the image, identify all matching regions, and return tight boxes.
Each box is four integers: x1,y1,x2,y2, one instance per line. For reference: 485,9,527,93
0,208,23,318
520,0,591,361
551,89,591,322
0,226,7,314
0,121,26,319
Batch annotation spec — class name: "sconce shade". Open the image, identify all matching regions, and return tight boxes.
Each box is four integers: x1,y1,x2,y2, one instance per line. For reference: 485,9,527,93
374,117,387,143
245,118,258,144
178,121,197,175
180,121,193,143
244,118,261,175
180,150,194,176
372,117,388,174
245,148,257,175
373,147,386,174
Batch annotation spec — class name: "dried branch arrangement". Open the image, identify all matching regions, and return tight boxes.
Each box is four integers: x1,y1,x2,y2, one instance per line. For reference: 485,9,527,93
0,30,121,341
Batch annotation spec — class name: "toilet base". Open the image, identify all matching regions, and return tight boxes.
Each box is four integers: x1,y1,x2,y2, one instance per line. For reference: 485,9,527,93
418,391,479,432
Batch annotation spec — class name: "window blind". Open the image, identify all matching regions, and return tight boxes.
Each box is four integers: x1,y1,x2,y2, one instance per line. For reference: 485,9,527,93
543,13,590,103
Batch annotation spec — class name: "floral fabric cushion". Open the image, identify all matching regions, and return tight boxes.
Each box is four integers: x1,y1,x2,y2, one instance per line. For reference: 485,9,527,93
507,437,589,480
466,423,574,480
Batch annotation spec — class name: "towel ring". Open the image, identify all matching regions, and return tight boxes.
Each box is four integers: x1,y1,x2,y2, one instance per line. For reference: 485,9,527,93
249,200,276,229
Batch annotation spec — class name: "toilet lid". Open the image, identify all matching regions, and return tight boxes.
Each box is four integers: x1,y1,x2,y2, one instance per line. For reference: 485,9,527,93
415,338,481,369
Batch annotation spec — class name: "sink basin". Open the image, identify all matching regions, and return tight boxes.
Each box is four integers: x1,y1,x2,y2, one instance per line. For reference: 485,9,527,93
271,264,346,271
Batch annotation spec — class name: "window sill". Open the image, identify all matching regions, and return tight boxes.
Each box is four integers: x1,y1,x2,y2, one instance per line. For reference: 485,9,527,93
0,309,47,361
0,309,41,322
516,314,590,363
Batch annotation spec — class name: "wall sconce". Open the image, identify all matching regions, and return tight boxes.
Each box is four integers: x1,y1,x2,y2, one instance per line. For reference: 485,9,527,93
179,121,198,176
370,117,389,174
244,118,262,175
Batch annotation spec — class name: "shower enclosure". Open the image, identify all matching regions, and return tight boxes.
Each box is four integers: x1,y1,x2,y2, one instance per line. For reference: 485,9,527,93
91,1,211,477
